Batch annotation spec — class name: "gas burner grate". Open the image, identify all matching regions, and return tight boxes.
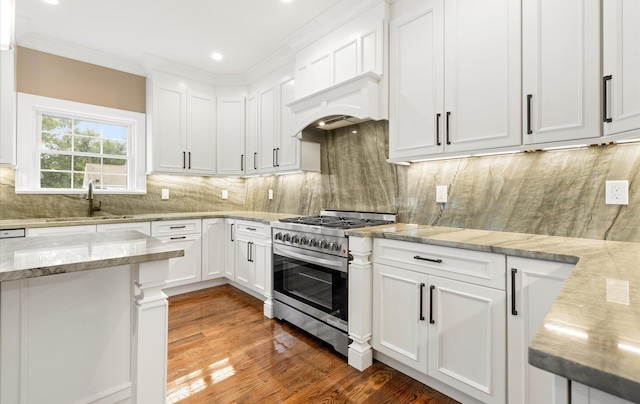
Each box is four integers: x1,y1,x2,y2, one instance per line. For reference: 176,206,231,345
280,215,393,230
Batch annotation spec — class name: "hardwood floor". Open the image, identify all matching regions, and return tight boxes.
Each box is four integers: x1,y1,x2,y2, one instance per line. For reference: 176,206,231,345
167,285,460,404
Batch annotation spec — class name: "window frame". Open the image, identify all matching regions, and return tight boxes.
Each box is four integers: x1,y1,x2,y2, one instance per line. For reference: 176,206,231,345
16,93,146,194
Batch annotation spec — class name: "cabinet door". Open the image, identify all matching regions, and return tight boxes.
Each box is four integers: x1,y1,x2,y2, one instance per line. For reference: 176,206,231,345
153,81,187,173
202,219,224,281
258,86,277,173
507,257,573,404
603,0,640,136
372,263,429,373
158,233,202,288
251,238,268,294
277,76,300,171
224,219,236,280
523,0,601,144
216,97,245,176
427,276,506,404
443,0,521,152
186,90,216,175
234,235,252,290
245,93,259,175
0,48,15,165
388,1,444,160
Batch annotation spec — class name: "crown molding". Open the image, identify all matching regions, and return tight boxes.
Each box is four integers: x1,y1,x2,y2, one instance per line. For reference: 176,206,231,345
17,34,147,76
242,46,295,85
139,53,245,86
282,0,389,52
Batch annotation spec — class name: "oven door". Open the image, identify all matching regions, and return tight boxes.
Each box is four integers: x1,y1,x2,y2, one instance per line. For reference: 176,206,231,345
273,244,348,331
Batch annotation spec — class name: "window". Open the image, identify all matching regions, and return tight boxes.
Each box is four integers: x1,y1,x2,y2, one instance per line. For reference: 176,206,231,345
16,93,146,194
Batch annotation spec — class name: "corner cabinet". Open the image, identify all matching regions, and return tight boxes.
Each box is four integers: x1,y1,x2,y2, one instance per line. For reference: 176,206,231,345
389,0,521,161
202,218,225,281
216,97,246,176
507,256,573,404
372,238,506,404
147,72,216,175
224,219,236,280
522,0,601,144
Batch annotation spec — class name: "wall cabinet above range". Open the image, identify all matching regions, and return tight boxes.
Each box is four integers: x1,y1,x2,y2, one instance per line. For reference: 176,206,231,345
147,71,216,175
388,0,521,162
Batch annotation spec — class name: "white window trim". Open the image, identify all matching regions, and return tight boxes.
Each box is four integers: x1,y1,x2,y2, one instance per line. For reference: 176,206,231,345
15,93,146,194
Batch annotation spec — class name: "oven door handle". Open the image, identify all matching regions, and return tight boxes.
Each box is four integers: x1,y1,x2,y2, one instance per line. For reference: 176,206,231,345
273,246,347,273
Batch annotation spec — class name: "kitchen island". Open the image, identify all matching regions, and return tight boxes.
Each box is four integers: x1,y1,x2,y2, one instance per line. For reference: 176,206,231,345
0,231,184,404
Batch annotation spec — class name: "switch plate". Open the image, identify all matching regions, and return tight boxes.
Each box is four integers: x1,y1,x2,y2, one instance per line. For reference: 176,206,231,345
436,185,448,203
605,180,629,205
268,189,273,200
222,190,228,200
161,189,169,200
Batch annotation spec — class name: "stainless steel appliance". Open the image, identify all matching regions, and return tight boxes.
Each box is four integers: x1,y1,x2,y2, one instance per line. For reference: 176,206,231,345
272,210,396,356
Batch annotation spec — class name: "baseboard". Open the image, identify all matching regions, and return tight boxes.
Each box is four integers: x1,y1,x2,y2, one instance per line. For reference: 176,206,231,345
163,278,228,296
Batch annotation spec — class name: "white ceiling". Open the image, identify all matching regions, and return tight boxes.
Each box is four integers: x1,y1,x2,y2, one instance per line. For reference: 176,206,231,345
14,0,351,79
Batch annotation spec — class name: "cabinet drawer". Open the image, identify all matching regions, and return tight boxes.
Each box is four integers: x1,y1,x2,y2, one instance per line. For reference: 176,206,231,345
235,220,265,235
27,225,96,237
151,219,201,236
97,222,151,236
373,238,505,289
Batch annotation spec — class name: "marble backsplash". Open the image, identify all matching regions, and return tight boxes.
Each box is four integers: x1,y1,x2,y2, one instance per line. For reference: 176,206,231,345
1,119,638,242
245,121,640,243
0,169,245,218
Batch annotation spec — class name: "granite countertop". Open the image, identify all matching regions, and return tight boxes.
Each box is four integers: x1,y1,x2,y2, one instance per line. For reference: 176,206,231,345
347,224,640,403
0,211,300,230
0,230,185,282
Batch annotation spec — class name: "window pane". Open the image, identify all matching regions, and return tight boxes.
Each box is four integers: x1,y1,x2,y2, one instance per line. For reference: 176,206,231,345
102,159,128,189
73,156,101,172
103,124,128,140
42,116,71,134
41,172,71,189
41,133,72,151
73,173,85,189
102,174,128,189
103,139,127,156
40,153,71,170
74,120,101,137
74,136,101,153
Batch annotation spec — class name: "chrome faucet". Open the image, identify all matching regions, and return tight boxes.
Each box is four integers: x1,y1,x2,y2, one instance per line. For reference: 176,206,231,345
86,180,102,217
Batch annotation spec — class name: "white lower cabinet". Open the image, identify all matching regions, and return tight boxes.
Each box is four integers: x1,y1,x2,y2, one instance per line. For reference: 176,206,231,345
27,225,96,237
151,220,202,289
372,239,506,404
507,256,574,404
427,275,506,404
372,263,429,372
96,221,151,235
202,219,224,281
233,221,269,295
571,382,635,404
224,219,236,280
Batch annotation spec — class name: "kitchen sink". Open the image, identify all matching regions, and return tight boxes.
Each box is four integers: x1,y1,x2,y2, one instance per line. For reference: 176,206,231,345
44,215,135,222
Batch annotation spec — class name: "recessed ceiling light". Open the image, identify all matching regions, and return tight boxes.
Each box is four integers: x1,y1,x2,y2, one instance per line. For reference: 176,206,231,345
318,121,325,126
43,0,59,4
210,52,223,61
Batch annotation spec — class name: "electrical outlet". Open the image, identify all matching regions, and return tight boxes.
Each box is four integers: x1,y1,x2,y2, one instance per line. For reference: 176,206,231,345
605,180,629,205
222,190,228,200
268,189,273,200
436,185,448,203
161,189,169,200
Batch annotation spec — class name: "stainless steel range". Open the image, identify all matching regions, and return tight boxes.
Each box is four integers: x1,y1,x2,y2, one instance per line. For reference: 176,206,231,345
272,210,396,356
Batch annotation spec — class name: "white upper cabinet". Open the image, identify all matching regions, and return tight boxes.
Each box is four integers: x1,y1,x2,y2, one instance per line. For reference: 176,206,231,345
245,93,259,175
0,48,16,165
216,97,246,176
275,76,303,172
389,0,521,161
258,85,277,173
522,0,601,144
603,0,640,137
148,72,216,175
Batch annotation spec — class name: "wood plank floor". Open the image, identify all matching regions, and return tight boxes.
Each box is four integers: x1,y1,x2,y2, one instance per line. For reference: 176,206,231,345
167,284,460,404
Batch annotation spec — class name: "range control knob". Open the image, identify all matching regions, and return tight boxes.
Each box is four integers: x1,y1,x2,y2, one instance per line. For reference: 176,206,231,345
320,239,329,249
274,232,283,241
300,236,308,245
309,238,319,247
291,235,300,244
330,242,341,251
283,233,291,242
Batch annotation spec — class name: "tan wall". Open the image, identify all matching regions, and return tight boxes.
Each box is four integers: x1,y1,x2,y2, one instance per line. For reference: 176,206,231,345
16,46,146,113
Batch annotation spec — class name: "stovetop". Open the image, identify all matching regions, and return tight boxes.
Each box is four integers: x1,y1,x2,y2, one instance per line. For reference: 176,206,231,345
278,215,392,230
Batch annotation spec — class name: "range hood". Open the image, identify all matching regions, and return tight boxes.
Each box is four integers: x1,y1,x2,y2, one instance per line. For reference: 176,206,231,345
287,71,387,136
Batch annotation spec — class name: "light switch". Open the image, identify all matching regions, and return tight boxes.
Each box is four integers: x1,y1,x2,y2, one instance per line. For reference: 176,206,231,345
268,189,273,200
222,190,228,199
161,189,169,200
